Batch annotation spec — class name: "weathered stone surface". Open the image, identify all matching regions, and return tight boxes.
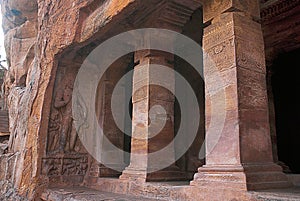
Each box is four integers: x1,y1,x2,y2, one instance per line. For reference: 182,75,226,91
0,0,140,198
0,110,9,136
0,180,27,201
41,186,159,201
0,0,37,34
1,0,37,89
85,177,300,201
0,153,27,201
7,87,26,152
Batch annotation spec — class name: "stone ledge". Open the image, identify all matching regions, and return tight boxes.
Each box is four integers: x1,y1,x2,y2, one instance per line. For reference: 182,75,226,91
250,187,300,201
83,177,300,201
287,174,300,187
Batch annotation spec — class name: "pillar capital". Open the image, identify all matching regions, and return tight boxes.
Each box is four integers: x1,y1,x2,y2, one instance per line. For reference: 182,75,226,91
134,50,174,66
202,0,261,23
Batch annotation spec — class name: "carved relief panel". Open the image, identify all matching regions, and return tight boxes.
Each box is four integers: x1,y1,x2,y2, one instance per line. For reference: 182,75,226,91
43,63,88,183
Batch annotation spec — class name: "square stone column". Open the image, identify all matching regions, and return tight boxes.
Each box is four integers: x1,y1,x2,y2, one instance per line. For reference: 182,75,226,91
89,58,131,179
191,0,290,190
119,0,203,182
120,50,186,181
89,80,125,178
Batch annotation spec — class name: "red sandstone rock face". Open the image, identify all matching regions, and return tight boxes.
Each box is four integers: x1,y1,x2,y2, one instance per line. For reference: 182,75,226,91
0,0,39,198
1,0,37,86
0,0,140,199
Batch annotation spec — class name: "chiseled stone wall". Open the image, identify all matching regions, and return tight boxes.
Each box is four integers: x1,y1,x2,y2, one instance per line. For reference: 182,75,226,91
0,0,137,199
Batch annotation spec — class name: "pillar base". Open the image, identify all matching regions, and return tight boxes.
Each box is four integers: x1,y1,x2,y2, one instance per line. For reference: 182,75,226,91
191,163,292,190
120,165,187,182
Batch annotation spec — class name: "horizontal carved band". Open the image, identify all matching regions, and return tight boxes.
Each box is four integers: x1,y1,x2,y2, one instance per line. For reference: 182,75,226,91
261,0,300,21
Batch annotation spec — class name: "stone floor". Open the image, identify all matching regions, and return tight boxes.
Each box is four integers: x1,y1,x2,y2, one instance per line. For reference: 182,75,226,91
41,186,300,201
250,187,300,201
41,187,163,201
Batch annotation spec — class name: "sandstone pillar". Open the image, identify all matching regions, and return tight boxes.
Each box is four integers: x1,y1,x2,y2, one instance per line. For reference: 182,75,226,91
120,50,186,181
89,80,125,178
191,0,290,190
119,0,202,182
89,57,135,178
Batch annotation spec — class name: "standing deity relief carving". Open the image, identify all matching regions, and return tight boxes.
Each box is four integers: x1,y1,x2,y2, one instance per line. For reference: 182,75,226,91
47,71,86,154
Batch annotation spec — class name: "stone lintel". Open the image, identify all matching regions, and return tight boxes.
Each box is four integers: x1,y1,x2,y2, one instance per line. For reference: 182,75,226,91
143,0,200,32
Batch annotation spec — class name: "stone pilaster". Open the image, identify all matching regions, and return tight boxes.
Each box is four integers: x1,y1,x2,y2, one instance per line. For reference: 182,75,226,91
191,0,291,190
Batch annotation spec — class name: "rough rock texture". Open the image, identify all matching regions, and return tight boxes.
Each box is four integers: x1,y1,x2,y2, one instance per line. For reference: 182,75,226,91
0,69,9,139
0,110,9,135
0,69,5,109
0,0,39,199
0,180,26,201
0,153,27,201
0,0,141,199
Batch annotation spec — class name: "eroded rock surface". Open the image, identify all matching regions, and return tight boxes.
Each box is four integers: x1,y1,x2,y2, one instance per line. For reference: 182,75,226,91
0,0,138,199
